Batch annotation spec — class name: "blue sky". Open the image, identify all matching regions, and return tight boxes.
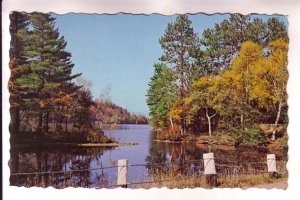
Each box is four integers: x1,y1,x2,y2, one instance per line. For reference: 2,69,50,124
54,13,287,116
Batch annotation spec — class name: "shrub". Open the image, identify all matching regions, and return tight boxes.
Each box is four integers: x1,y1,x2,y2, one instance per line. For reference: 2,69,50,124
269,134,288,149
158,125,182,141
234,127,267,146
87,129,115,143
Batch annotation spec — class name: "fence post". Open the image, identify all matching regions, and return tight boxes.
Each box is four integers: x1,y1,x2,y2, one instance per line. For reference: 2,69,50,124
117,159,128,187
267,154,278,178
203,153,217,187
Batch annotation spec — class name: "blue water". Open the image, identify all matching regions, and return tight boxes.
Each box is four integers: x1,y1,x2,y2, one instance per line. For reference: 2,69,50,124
10,124,288,188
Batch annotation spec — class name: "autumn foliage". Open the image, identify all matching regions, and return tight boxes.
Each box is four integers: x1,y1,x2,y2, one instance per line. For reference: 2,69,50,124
147,14,288,142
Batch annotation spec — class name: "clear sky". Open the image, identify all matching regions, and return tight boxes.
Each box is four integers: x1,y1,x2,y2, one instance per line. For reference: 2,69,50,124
54,13,287,116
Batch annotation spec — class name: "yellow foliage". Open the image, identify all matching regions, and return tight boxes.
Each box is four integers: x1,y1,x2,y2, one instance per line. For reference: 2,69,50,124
250,38,288,107
39,100,46,108
170,104,183,121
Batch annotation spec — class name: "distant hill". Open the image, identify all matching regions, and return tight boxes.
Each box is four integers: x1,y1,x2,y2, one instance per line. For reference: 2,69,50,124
91,100,148,125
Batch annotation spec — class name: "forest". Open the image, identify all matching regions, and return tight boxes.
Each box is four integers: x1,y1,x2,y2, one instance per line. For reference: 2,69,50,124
146,14,288,146
8,12,147,145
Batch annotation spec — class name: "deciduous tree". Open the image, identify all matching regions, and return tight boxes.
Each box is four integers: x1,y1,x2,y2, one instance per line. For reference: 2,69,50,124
251,39,288,140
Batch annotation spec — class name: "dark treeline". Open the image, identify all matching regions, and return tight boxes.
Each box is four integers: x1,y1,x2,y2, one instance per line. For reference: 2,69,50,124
146,14,288,144
9,12,88,135
8,12,148,143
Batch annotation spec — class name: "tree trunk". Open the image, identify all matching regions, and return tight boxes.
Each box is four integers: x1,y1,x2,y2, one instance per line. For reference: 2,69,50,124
180,118,185,135
65,116,68,133
44,110,49,133
169,115,174,129
12,107,20,135
240,113,244,127
206,107,216,137
38,111,43,132
208,117,212,137
272,101,282,141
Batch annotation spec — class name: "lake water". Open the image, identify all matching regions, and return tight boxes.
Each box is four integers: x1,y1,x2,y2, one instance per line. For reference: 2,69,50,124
9,124,288,188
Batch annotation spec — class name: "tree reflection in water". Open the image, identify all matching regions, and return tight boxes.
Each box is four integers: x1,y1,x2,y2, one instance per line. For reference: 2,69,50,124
145,141,288,180
9,138,287,188
9,147,114,188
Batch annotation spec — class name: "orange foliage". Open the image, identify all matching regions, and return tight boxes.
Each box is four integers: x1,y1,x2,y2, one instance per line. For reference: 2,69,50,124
158,125,181,141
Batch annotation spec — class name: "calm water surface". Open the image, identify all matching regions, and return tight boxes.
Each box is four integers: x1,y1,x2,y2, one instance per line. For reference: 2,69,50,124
10,124,287,188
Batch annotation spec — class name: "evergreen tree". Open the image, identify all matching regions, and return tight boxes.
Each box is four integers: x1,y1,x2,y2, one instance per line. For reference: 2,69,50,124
201,14,288,72
146,63,176,130
8,11,30,135
18,12,80,133
159,14,201,133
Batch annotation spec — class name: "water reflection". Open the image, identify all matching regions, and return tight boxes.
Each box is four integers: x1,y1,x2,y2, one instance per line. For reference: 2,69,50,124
9,147,114,188
146,141,287,177
9,125,288,188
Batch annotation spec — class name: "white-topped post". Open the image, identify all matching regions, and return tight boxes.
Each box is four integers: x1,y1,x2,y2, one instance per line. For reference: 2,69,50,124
203,153,216,175
117,159,128,187
267,154,277,172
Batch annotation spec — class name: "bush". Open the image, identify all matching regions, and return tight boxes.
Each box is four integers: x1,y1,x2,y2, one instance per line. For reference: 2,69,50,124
87,129,115,143
268,134,288,149
234,127,267,146
158,125,182,141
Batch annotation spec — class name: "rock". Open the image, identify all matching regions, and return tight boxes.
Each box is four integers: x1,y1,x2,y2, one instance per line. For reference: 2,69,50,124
258,124,286,137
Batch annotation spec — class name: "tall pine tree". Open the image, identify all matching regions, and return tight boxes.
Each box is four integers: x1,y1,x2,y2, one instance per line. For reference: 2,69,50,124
159,14,201,134
18,12,81,133
8,11,30,135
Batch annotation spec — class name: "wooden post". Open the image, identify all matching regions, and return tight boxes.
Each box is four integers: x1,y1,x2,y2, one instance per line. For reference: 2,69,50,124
203,153,217,187
267,154,277,172
203,153,216,175
267,154,279,178
117,159,128,187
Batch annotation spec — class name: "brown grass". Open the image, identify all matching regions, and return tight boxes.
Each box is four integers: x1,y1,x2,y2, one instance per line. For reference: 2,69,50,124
130,171,288,189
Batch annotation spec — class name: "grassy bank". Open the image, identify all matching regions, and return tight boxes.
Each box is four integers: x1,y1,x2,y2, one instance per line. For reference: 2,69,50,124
154,124,288,149
130,171,288,189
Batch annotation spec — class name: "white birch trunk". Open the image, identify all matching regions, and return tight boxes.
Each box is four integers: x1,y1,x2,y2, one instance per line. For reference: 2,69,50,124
169,115,174,129
272,101,282,141
206,107,216,137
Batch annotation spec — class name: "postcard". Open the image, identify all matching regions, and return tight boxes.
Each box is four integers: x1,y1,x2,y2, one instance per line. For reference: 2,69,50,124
2,1,300,200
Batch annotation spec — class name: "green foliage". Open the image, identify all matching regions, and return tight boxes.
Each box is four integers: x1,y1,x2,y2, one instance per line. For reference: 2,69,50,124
8,12,92,141
233,127,267,146
146,63,176,129
147,14,288,144
9,12,30,135
201,14,288,72
269,134,288,149
158,14,205,134
16,73,40,89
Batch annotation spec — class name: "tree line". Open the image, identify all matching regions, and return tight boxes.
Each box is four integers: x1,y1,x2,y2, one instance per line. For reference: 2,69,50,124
146,14,288,142
9,12,148,139
91,100,148,126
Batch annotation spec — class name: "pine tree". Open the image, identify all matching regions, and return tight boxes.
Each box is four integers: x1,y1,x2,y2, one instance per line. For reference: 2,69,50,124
159,14,201,134
146,63,176,130
19,12,81,133
201,14,288,72
8,11,30,135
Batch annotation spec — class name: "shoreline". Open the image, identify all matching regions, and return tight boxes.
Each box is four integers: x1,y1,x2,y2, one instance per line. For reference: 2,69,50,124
11,141,138,149
152,138,286,150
